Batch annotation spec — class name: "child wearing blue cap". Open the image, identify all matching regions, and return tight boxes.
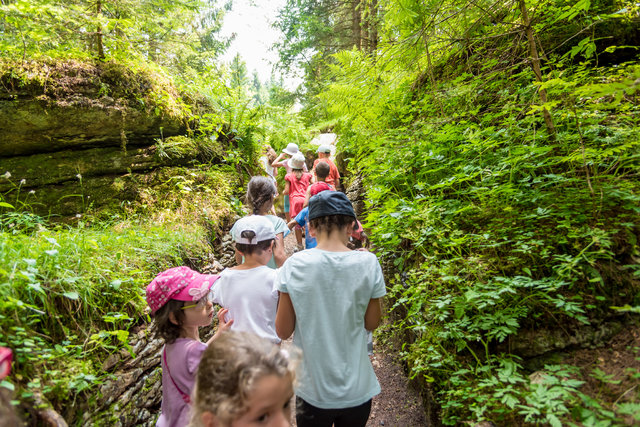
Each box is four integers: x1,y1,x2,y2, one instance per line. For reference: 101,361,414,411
275,191,386,427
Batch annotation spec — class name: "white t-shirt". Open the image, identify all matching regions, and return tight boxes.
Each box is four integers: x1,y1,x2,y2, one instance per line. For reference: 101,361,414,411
212,266,280,343
275,248,387,409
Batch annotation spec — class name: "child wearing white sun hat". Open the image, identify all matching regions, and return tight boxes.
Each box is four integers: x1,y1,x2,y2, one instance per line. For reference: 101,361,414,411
271,143,309,222
284,153,312,251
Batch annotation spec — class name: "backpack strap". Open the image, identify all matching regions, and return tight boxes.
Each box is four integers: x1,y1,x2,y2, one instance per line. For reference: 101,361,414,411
163,347,191,404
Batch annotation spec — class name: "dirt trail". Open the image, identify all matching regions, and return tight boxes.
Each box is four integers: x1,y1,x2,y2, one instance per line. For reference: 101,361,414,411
282,233,427,426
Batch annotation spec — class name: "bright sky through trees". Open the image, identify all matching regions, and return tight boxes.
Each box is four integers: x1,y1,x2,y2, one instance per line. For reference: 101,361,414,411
219,0,300,88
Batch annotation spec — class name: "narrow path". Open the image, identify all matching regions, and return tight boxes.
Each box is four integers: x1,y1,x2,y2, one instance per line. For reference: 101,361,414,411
282,233,427,426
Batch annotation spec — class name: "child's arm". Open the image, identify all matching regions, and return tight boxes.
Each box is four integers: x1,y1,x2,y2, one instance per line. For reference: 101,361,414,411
364,298,382,331
303,186,312,207
271,153,287,168
275,292,296,339
287,219,297,230
206,308,234,345
283,180,290,196
273,232,287,267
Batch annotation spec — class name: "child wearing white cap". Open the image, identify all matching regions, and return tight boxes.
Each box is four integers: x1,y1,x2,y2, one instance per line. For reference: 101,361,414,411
211,215,281,344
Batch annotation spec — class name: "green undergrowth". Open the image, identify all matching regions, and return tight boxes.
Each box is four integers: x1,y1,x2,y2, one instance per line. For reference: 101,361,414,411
318,5,640,424
0,163,239,417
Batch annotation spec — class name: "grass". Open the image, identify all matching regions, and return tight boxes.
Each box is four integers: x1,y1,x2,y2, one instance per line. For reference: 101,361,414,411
0,162,240,415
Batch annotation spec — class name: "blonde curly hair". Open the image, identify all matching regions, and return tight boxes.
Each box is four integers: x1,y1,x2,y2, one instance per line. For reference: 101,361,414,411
190,331,297,426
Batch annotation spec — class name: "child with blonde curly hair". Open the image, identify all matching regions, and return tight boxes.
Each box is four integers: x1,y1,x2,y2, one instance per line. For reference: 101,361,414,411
191,331,296,427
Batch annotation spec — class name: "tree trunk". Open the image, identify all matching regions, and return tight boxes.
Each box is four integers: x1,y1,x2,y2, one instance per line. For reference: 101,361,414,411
362,3,370,51
369,0,378,52
96,0,105,60
518,0,556,139
351,0,361,50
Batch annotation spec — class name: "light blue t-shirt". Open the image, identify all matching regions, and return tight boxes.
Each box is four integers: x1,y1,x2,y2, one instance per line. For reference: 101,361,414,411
275,248,386,409
230,214,289,269
294,207,316,249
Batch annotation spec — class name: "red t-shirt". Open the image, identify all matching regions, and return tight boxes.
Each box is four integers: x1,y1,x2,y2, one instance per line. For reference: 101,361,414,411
312,158,340,187
286,172,312,218
285,172,313,199
309,182,334,196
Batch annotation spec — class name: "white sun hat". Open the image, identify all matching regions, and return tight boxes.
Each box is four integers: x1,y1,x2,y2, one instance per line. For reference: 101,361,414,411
282,143,299,156
287,153,306,170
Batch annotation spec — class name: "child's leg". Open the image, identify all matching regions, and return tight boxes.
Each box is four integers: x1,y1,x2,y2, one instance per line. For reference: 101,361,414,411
295,227,303,247
295,397,335,427
334,400,372,427
295,398,372,427
284,195,291,221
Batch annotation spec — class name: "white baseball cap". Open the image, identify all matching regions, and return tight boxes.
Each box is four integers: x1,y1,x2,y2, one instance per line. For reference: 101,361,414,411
287,153,306,170
282,143,299,156
317,145,331,153
232,215,276,244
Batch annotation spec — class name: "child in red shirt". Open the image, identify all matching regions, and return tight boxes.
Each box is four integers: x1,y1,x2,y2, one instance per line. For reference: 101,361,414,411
312,144,340,190
284,153,312,251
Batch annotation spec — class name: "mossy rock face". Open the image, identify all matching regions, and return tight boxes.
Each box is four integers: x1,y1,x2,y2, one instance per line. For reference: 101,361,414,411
0,59,226,216
0,59,188,157
0,140,206,216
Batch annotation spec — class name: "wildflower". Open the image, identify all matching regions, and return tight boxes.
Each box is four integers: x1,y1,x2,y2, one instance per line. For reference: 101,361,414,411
76,214,82,218
20,179,26,185
2,171,10,179
28,190,35,195
76,174,82,179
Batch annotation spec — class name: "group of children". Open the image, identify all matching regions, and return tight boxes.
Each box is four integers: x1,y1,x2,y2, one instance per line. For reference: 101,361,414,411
269,143,341,252
146,143,385,427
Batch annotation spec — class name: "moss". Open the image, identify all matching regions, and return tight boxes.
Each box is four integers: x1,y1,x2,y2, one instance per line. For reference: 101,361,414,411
0,57,190,121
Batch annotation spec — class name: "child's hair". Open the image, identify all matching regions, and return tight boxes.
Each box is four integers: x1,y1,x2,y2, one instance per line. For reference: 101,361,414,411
293,168,303,180
266,147,277,163
309,214,354,235
315,161,330,180
191,331,296,426
235,230,274,255
246,176,277,215
152,299,187,344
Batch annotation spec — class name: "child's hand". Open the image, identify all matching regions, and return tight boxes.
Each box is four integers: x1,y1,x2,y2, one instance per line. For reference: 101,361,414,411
208,308,233,344
217,308,233,332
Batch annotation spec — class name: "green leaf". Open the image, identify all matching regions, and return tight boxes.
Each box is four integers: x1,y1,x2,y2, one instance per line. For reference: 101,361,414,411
0,380,15,391
63,292,79,300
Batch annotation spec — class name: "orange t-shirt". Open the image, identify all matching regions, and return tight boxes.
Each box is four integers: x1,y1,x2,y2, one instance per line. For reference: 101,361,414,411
312,158,340,187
